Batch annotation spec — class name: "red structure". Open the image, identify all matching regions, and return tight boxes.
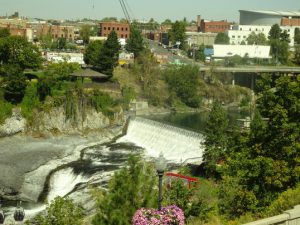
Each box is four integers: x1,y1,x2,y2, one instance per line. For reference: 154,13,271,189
281,18,300,26
196,15,230,33
165,172,199,189
99,22,130,39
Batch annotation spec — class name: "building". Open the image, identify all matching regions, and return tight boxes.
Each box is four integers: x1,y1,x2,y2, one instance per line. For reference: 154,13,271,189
228,25,297,46
99,22,130,39
197,15,230,33
212,44,271,59
44,52,85,65
239,10,300,26
186,32,217,46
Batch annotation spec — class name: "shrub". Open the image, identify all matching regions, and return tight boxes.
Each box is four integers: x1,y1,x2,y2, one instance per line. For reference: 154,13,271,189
132,205,185,225
90,90,115,117
21,83,40,121
0,100,13,124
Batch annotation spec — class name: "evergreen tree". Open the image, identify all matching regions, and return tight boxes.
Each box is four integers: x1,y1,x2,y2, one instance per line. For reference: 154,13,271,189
97,31,120,76
80,25,91,45
92,155,157,225
295,27,300,45
84,40,103,65
268,24,281,40
214,33,230,44
294,45,300,65
125,26,144,58
168,21,187,50
203,101,228,176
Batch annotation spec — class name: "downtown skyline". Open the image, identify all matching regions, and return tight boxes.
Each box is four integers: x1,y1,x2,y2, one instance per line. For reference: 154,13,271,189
1,0,300,22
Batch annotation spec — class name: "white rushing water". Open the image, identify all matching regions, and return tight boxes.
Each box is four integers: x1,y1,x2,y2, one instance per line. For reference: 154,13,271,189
118,117,205,163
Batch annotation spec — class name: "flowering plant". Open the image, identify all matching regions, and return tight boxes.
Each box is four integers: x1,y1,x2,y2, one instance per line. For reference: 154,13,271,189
132,205,185,225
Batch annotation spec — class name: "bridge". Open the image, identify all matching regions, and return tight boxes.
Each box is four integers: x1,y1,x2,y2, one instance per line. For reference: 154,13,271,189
199,66,300,74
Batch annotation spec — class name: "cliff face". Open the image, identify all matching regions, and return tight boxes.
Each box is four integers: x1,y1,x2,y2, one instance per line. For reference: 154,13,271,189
0,106,124,137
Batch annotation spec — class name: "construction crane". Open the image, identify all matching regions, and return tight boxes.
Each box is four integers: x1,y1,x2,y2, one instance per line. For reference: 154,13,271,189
118,0,131,24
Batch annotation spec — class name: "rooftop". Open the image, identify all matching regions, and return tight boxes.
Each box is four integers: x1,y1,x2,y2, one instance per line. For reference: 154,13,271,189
239,10,300,17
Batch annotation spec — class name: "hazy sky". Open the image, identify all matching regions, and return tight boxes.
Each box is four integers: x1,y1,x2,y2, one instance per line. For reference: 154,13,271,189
1,0,300,22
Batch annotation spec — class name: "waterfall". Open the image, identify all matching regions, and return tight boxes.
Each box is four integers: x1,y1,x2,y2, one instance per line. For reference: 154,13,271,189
118,117,205,164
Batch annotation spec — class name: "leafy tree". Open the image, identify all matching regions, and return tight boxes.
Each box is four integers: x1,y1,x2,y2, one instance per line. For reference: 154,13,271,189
0,28,10,38
294,45,300,65
21,83,40,121
203,101,228,176
84,40,103,65
35,196,83,225
161,19,172,26
246,32,268,45
164,65,201,108
214,32,230,44
0,36,42,70
92,155,157,225
168,21,187,50
39,34,53,50
101,17,118,22
280,30,290,43
268,24,281,40
2,65,27,104
295,27,300,45
96,31,120,76
125,26,144,58
80,25,92,44
54,37,67,50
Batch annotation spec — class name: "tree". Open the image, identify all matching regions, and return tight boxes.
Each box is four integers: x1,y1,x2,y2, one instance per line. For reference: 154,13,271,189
92,155,156,225
0,28,10,38
268,24,289,64
125,26,144,58
80,25,91,45
35,197,83,225
294,45,300,65
295,27,300,45
2,65,27,104
203,101,228,176
164,65,201,108
0,36,42,70
96,31,120,76
247,32,268,45
161,19,172,26
168,21,187,50
39,34,53,50
214,33,230,44
84,40,103,65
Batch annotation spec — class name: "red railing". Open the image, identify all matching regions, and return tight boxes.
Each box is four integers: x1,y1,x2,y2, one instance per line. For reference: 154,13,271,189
165,172,199,189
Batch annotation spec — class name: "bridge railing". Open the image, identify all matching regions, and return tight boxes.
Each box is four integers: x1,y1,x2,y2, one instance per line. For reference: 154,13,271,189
243,205,300,225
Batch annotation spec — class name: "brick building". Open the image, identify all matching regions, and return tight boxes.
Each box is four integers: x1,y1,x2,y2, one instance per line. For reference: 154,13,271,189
99,22,130,39
281,18,300,26
197,15,230,33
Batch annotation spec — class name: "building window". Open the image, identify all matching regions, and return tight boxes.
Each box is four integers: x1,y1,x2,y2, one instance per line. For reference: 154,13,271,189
240,28,242,30
125,27,128,31
232,35,235,38
121,34,124,38
121,27,124,31
125,34,127,38
243,36,246,38
117,27,119,31
104,27,106,30
108,27,111,30
113,27,115,31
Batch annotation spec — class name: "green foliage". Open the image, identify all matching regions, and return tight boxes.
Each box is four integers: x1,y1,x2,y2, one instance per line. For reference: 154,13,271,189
266,184,300,216
39,34,53,50
168,21,187,49
268,24,281,40
294,45,300,65
121,86,136,109
214,33,230,44
246,32,268,45
90,90,115,117
0,28,10,38
0,99,13,124
164,65,201,108
204,101,228,176
37,76,55,101
45,62,80,81
35,196,83,225
218,177,258,219
0,36,42,69
84,40,103,65
295,27,300,45
92,155,157,225
125,25,144,58
188,44,205,62
2,65,27,104
80,25,92,44
21,83,40,121
97,31,120,76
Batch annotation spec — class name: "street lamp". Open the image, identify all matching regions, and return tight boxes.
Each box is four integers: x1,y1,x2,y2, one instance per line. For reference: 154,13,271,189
155,152,167,211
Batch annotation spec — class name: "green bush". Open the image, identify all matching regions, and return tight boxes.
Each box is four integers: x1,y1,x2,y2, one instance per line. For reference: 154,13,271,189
266,184,300,216
90,90,115,117
21,83,40,121
35,196,83,225
0,99,13,124
121,86,136,110
92,155,157,225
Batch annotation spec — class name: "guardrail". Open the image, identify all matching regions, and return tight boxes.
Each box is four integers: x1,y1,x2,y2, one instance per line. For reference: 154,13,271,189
243,205,300,225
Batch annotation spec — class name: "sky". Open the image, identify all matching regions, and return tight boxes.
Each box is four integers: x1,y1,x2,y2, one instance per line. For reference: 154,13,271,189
0,0,300,22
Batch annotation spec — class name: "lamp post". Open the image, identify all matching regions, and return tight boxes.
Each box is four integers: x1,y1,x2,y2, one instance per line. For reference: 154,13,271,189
155,152,167,211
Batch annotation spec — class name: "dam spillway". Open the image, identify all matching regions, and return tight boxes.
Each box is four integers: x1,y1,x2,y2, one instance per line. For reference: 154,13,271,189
118,117,205,163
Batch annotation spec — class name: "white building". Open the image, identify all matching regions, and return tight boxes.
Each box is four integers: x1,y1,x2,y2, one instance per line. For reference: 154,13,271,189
227,25,298,46
212,44,271,59
45,52,85,65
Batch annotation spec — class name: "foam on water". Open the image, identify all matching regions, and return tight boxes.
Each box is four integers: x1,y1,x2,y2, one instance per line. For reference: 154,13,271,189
118,117,205,163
